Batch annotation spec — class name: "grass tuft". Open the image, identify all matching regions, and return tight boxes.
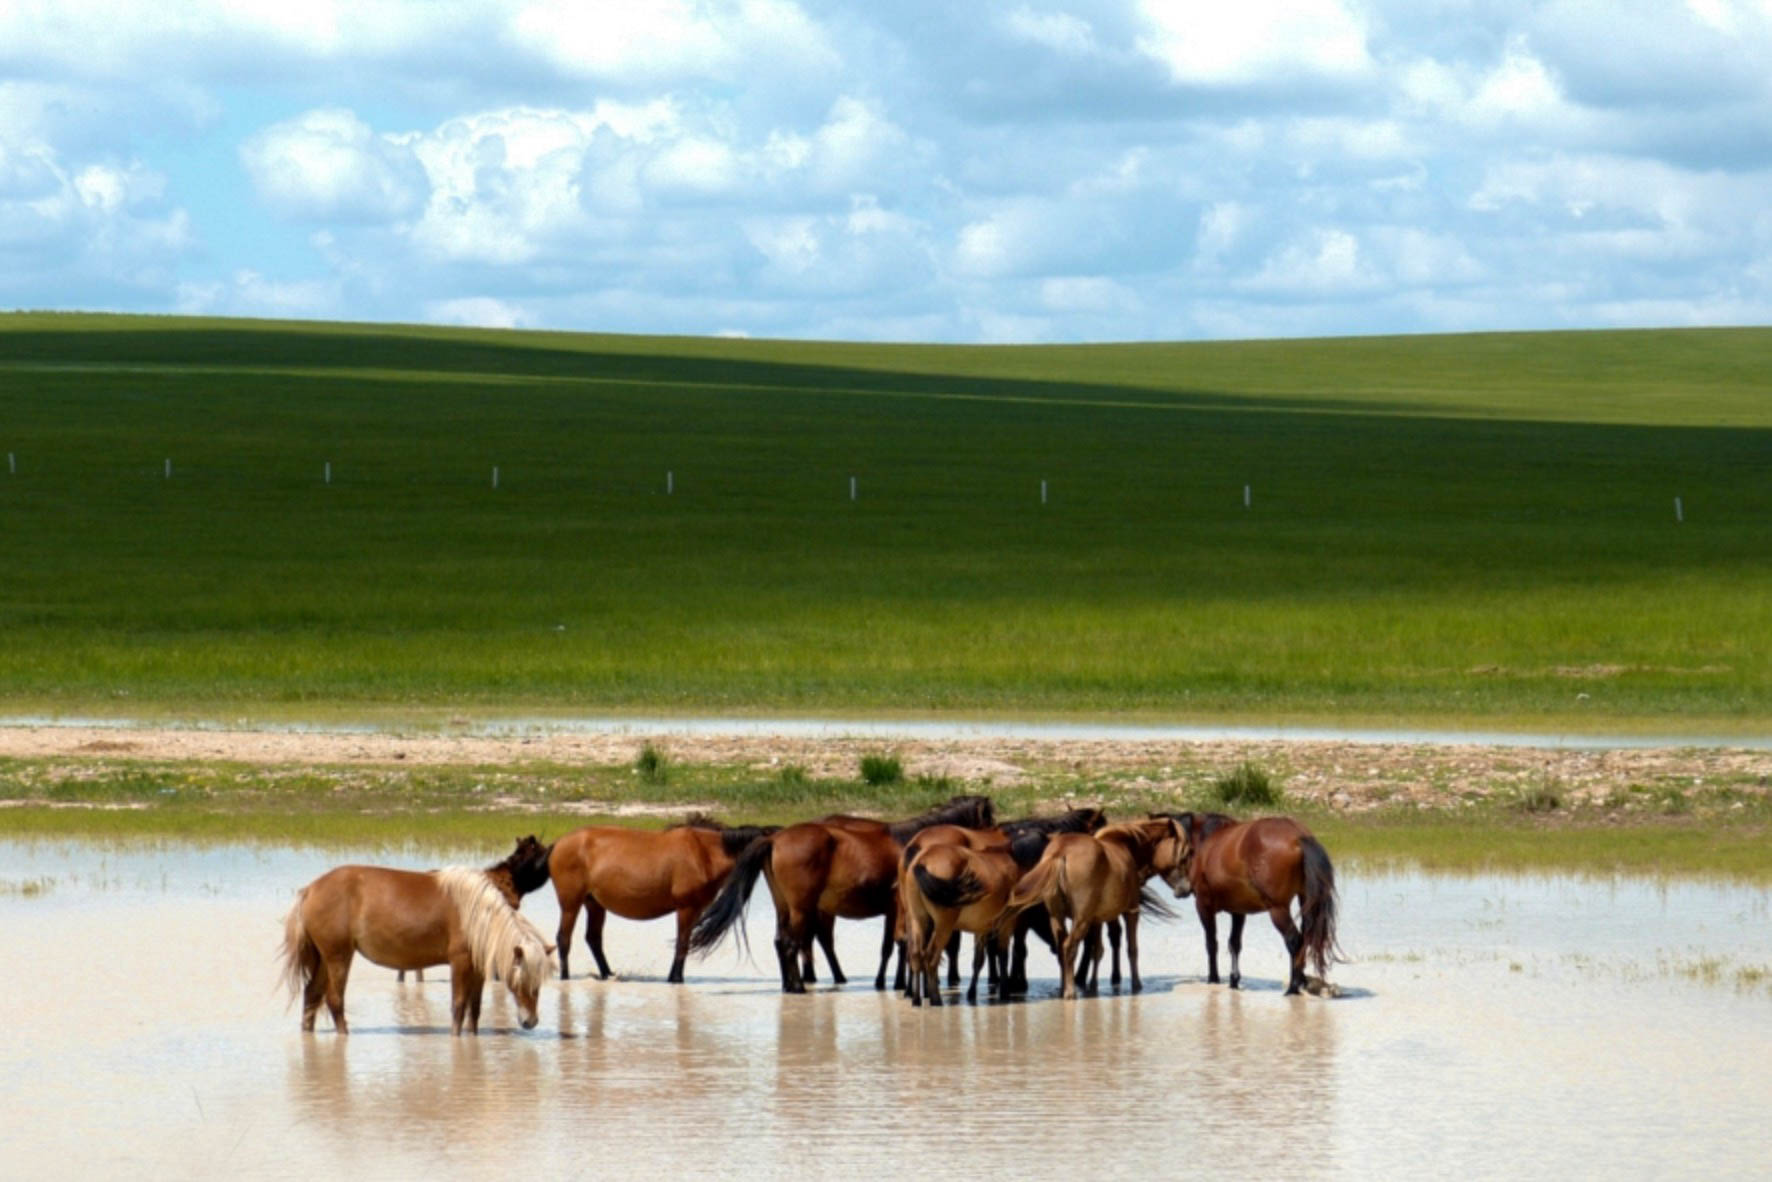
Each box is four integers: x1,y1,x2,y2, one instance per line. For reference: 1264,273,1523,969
860,753,903,786
635,743,668,785
1215,761,1282,807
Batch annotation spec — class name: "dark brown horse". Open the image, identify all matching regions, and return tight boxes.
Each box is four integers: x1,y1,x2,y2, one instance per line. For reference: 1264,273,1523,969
689,795,994,992
548,815,778,983
1165,812,1341,996
279,844,556,1035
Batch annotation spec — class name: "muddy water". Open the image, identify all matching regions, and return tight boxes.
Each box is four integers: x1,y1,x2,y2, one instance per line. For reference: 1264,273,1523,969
3,841,1769,1179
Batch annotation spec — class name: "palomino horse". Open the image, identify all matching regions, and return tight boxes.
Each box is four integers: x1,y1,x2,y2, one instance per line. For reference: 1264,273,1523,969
548,815,777,983
901,842,1024,1006
398,834,552,983
1165,812,1341,996
280,851,556,1035
894,806,1107,992
689,795,995,992
993,817,1189,1000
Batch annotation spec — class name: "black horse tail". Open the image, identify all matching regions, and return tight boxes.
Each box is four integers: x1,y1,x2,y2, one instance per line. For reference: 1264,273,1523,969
912,862,985,910
1137,884,1179,921
1298,835,1342,978
689,835,772,958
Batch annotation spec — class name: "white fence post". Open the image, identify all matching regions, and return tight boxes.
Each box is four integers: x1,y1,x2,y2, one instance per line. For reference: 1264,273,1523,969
667,470,674,495
1244,484,1251,509
1674,495,1683,523
1041,479,1048,505
492,466,500,490
850,475,857,502
324,461,331,485
165,458,172,479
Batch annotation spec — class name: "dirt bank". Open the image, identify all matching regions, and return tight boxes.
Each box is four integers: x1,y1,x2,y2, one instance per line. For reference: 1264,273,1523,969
3,723,1767,815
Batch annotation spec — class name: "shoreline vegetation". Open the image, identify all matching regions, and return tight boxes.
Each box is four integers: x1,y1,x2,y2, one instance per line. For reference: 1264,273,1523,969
2,725,1767,882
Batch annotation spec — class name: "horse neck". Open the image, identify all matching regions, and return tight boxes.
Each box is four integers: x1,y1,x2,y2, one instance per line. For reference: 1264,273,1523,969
889,797,991,843
481,866,521,908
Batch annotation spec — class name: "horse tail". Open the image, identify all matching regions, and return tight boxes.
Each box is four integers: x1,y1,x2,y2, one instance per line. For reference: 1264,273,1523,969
1298,835,1343,978
1137,884,1179,922
278,888,318,1007
996,852,1062,939
912,862,985,910
689,833,772,958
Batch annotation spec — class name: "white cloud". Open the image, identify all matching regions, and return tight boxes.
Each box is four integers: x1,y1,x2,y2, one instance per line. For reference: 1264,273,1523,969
241,109,427,223
1134,0,1372,86
1002,7,1097,55
425,296,530,328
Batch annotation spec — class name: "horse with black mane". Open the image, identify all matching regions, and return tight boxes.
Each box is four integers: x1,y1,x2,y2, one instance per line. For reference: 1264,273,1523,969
689,795,995,992
1162,811,1341,996
548,814,778,983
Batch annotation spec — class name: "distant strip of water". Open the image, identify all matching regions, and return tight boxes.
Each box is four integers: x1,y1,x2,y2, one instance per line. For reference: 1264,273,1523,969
3,714,1767,750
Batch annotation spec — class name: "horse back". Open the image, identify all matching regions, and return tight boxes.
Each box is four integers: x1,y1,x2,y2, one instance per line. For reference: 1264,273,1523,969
302,865,455,969
1198,817,1312,912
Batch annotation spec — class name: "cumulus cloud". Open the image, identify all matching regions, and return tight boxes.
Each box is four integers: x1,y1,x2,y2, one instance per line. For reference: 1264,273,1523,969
1134,0,1373,87
241,109,427,223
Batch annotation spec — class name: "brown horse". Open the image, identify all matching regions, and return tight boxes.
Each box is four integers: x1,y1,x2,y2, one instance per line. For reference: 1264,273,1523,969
894,806,1107,992
279,852,555,1035
1165,812,1342,996
548,815,778,983
689,795,994,992
398,835,552,983
994,817,1188,1000
901,842,1024,1006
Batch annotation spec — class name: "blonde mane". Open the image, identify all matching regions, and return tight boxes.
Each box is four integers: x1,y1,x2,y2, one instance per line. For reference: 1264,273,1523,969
433,867,554,992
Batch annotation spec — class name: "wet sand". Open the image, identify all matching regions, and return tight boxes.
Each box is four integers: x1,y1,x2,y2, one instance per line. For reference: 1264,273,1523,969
3,840,1769,1179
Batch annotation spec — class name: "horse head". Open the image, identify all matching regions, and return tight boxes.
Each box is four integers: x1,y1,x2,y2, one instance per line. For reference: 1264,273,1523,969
504,938,554,1030
1145,814,1194,898
507,834,554,897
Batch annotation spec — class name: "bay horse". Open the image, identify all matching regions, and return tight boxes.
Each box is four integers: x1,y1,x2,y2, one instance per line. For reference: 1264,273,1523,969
1164,812,1341,996
900,842,1024,1006
548,815,778,983
894,806,1107,992
398,834,552,983
279,857,555,1035
688,795,994,992
993,817,1188,1000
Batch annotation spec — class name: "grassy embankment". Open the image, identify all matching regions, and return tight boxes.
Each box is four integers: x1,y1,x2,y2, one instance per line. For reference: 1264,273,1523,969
1,314,1767,874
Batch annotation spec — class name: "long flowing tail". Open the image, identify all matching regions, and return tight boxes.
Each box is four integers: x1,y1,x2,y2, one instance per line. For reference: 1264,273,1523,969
278,889,318,1007
993,852,1062,941
689,834,772,957
1298,836,1343,978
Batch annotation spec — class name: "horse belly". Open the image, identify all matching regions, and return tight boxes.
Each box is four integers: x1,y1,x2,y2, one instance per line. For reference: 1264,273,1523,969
350,905,452,971
588,866,681,921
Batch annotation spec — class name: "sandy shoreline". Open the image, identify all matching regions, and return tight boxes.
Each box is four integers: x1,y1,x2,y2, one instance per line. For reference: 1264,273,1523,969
3,722,1768,812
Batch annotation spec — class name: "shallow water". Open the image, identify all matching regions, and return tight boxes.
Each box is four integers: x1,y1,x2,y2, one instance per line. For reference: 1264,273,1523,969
3,840,1769,1179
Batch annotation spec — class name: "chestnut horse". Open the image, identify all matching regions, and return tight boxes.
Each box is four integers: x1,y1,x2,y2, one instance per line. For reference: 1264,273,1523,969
548,815,778,983
1165,812,1341,995
398,834,552,983
894,806,1107,992
279,855,555,1035
901,842,1024,1006
993,817,1188,1000
689,795,994,992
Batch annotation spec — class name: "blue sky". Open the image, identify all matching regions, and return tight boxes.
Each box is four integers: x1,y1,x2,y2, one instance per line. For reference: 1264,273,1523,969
4,0,1771,343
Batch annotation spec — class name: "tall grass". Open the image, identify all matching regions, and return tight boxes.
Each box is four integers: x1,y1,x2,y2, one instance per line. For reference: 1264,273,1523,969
1,314,1769,725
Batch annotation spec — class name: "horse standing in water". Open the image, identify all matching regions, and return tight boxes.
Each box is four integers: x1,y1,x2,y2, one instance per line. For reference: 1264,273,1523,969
547,815,778,983
900,842,1024,1006
1164,812,1342,996
279,848,556,1035
993,817,1190,1000
398,834,552,983
689,795,995,992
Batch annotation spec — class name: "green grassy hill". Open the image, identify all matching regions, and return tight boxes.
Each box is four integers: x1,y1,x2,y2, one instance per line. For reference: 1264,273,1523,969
2,313,1767,729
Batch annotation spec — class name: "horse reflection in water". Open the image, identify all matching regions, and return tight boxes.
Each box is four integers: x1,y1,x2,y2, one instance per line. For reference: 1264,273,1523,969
280,846,557,1035
1164,812,1341,996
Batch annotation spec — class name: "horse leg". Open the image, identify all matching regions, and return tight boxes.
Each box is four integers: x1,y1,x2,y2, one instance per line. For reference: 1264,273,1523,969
1124,912,1141,993
1053,915,1078,1001
585,902,614,980
945,930,962,988
451,957,483,1036
1197,902,1221,984
873,898,897,992
1228,912,1247,990
554,892,582,980
967,935,989,1003
319,948,353,1034
817,913,847,985
1270,906,1307,995
1108,918,1123,988
668,906,696,984
301,958,328,1032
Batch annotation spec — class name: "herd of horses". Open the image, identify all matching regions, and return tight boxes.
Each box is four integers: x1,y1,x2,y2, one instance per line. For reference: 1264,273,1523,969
279,794,1342,1034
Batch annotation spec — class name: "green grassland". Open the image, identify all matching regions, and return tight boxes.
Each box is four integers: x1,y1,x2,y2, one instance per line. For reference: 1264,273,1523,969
2,313,1769,728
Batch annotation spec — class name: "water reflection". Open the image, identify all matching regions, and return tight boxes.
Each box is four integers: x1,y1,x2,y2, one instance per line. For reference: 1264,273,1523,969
7,844,1772,1179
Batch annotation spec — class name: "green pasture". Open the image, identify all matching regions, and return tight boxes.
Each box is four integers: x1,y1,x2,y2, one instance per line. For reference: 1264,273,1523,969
2,313,1769,728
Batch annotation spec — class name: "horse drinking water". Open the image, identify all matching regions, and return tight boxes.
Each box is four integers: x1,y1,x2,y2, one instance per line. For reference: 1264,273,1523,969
279,843,556,1035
